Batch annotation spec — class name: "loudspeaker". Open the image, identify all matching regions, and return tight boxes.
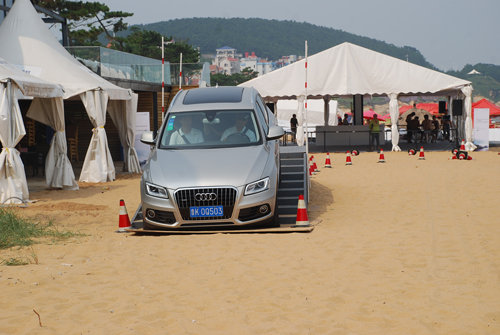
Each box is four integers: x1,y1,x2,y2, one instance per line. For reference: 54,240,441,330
439,101,446,114
452,99,463,116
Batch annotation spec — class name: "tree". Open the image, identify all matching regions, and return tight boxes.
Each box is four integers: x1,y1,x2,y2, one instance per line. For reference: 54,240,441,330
34,0,133,46
211,67,258,86
118,27,199,62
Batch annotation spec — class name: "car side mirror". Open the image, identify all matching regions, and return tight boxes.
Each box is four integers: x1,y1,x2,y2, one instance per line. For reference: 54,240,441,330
140,131,155,146
266,126,284,140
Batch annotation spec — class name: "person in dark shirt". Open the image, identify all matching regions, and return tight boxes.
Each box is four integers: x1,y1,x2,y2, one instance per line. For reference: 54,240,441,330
290,114,298,142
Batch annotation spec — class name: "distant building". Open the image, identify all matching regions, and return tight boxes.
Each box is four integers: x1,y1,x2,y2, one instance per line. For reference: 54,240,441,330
276,55,299,69
214,46,240,75
256,61,273,77
240,51,258,73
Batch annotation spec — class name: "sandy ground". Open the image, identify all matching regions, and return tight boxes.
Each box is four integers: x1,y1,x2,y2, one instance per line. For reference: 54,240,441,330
1,150,500,334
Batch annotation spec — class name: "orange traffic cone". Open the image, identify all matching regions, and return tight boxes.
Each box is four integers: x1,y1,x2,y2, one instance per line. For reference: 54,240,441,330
311,155,319,172
351,149,359,156
345,151,352,165
378,149,385,163
117,199,131,232
408,148,416,155
294,194,310,227
324,152,332,168
418,146,425,160
458,152,466,160
460,139,465,151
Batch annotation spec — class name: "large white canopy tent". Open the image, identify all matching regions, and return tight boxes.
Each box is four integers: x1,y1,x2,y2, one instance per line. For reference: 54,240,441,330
0,0,141,183
0,57,69,204
240,42,474,151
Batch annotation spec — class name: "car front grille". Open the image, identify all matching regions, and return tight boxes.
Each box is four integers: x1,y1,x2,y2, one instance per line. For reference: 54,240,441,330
174,187,237,220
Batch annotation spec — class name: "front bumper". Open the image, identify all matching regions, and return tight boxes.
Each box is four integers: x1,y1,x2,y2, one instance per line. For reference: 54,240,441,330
140,182,276,229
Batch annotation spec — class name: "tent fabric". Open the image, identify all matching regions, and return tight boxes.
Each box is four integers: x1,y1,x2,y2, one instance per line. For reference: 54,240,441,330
108,94,141,174
295,96,306,146
389,93,401,151
0,58,64,98
239,42,473,149
240,42,471,98
472,99,500,116
0,0,140,181
462,86,476,151
79,90,115,182
0,81,28,204
1,57,65,203
0,0,131,100
27,98,78,189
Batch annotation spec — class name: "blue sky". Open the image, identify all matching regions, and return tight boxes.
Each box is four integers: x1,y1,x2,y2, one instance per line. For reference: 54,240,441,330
99,0,500,71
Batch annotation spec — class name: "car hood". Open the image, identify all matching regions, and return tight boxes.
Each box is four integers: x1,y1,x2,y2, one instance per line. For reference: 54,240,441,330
144,145,271,189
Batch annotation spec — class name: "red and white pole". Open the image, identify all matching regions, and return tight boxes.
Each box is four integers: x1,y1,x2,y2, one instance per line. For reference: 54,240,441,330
179,52,183,90
304,41,309,168
161,36,165,123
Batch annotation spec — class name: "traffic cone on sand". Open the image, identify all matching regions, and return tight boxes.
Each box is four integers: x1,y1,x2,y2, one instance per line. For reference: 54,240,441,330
408,148,416,155
345,151,352,165
418,146,425,160
378,149,386,163
460,139,466,151
294,194,310,227
324,152,332,168
117,199,131,232
311,155,319,172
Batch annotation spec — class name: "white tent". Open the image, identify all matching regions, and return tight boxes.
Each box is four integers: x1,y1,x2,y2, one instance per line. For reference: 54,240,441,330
0,0,141,182
240,42,474,151
1,57,68,204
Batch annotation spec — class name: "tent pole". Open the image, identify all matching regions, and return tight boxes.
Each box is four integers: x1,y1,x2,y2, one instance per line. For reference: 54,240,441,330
304,40,309,202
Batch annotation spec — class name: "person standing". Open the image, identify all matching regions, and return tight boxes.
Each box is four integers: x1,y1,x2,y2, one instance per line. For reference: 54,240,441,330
290,113,298,142
369,114,381,152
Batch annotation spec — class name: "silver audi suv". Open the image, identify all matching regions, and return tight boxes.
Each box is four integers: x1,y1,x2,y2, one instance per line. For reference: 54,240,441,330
140,86,284,230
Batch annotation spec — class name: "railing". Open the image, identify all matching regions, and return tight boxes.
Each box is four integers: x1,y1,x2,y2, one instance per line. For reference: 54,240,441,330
65,46,211,86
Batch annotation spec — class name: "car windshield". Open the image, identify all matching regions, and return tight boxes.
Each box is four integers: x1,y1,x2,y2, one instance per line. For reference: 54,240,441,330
159,110,261,149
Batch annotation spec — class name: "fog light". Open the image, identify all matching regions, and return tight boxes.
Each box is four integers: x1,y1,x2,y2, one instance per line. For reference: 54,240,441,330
146,209,156,219
258,205,269,214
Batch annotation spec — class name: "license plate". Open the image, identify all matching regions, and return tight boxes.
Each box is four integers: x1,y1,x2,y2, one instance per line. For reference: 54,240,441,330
189,206,224,218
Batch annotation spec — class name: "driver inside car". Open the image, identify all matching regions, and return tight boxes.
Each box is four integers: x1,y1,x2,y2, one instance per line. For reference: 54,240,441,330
220,114,256,142
169,115,204,145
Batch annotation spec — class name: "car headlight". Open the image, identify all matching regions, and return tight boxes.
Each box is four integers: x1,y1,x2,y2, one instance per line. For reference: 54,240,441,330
145,182,168,198
244,177,270,196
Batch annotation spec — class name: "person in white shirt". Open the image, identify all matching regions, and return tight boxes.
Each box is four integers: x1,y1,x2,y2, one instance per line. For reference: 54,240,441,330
169,115,204,145
221,114,256,142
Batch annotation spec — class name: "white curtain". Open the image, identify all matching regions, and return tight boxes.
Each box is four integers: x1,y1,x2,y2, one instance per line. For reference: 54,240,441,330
79,90,115,183
388,93,401,151
461,85,476,151
0,81,28,204
27,97,78,189
329,100,339,126
296,95,305,146
108,92,141,173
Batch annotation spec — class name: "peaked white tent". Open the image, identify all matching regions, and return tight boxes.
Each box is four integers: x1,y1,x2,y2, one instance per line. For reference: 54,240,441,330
0,0,141,182
1,57,67,204
240,42,474,151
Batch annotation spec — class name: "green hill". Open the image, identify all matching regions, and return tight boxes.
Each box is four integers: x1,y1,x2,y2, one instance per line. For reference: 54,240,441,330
130,17,500,102
447,64,500,102
134,17,435,69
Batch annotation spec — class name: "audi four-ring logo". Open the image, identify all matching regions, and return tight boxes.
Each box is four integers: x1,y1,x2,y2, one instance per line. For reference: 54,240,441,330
195,192,217,201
